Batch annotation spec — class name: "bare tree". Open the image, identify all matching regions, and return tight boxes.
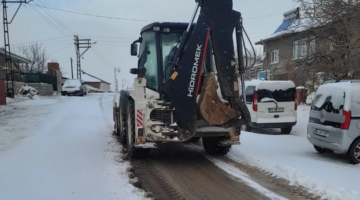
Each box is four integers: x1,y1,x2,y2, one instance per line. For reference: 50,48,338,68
13,42,49,73
292,0,360,87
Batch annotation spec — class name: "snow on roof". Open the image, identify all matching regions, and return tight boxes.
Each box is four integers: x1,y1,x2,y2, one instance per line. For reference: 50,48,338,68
245,80,295,91
81,74,101,83
256,7,318,44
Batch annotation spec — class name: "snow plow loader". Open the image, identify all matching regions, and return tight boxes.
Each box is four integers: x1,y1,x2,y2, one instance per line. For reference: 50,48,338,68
113,0,254,158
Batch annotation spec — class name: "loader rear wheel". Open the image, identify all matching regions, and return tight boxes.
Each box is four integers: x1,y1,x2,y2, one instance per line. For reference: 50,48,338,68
118,110,127,144
125,100,149,159
202,137,231,156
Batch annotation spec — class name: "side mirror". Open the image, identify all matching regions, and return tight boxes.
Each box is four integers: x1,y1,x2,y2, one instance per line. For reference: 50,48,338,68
131,43,138,56
130,68,138,75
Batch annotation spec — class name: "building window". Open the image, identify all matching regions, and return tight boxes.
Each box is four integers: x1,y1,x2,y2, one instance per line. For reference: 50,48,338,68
293,39,307,59
309,36,316,54
271,49,279,64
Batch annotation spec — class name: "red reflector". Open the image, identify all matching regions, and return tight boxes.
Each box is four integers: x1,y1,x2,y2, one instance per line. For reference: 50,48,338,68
341,110,351,130
253,93,258,111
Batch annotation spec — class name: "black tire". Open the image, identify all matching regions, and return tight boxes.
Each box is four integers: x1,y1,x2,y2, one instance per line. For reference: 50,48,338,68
281,126,292,134
189,137,201,142
125,100,149,159
202,137,231,156
118,110,127,144
80,90,84,96
314,145,327,154
245,125,252,132
347,138,360,164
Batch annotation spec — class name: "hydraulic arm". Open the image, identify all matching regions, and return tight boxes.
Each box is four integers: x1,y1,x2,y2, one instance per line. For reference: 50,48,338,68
163,0,251,140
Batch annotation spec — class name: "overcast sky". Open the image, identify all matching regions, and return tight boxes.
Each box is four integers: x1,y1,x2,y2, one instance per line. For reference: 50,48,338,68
2,0,299,90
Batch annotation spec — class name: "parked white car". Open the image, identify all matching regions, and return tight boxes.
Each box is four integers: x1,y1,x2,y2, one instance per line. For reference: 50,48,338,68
62,79,86,96
240,80,297,134
307,80,360,164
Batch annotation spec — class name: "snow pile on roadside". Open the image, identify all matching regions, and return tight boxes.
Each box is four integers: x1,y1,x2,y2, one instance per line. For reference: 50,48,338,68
18,85,39,99
230,105,360,200
306,92,315,105
5,95,32,104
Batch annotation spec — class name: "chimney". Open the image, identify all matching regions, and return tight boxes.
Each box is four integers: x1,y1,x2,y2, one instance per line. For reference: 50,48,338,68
47,62,60,75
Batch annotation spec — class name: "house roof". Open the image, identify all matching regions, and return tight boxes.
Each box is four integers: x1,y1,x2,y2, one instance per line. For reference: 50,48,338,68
81,73,111,84
0,48,31,63
255,7,317,45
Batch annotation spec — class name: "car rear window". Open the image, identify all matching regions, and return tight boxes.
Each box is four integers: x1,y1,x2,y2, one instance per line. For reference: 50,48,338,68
257,88,296,102
312,90,345,114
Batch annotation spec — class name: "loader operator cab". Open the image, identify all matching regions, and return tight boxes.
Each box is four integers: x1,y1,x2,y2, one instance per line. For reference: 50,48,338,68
130,22,212,95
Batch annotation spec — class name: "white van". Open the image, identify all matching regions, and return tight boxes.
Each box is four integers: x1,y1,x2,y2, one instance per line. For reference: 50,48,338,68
241,80,297,134
307,80,360,164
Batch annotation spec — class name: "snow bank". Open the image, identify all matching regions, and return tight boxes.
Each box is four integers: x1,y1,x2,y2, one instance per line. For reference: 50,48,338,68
306,92,315,105
230,105,360,200
18,85,39,98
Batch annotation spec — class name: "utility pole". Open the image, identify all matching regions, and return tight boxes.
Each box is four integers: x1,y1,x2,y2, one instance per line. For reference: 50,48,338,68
2,0,33,98
122,79,126,90
70,58,73,79
74,35,91,79
114,67,120,92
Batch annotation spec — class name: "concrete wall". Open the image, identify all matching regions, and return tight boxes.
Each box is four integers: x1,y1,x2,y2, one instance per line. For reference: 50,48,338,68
99,82,110,93
55,70,62,93
4,81,25,95
3,81,54,96
27,83,54,96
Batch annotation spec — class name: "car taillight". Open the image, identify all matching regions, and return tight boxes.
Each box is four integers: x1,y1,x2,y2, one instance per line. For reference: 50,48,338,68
341,110,351,130
295,92,298,110
253,93,258,111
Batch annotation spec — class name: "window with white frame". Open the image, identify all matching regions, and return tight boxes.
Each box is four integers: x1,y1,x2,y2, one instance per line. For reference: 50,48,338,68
293,39,307,59
271,49,279,64
309,36,316,54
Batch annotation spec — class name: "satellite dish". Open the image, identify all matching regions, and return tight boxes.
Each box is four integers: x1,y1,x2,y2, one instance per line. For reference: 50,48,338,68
261,54,266,61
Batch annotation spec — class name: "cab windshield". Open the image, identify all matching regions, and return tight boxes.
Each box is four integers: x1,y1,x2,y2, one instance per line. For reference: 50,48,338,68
162,32,182,82
161,32,208,82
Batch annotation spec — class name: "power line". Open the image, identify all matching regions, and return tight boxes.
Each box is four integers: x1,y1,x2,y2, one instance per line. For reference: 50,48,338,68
48,44,73,55
35,0,77,35
28,3,155,22
44,43,72,48
12,36,69,45
29,5,71,38
28,3,283,22
30,1,75,35
92,46,117,69
245,13,283,20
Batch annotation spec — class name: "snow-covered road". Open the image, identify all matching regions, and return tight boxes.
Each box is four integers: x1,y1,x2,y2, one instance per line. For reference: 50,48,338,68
0,94,145,200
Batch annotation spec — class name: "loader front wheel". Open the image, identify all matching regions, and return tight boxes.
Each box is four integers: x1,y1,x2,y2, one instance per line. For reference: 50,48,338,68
202,137,231,156
125,100,149,159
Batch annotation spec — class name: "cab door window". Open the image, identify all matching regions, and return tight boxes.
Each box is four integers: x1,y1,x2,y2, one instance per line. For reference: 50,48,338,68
139,32,159,91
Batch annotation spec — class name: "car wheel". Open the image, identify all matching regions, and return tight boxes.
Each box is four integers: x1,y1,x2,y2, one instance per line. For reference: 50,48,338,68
80,90,84,96
202,137,231,156
314,145,327,154
347,138,360,164
281,126,292,134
